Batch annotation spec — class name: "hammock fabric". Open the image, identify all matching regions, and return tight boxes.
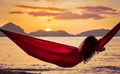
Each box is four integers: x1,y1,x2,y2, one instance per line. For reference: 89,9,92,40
98,23,120,47
0,23,119,67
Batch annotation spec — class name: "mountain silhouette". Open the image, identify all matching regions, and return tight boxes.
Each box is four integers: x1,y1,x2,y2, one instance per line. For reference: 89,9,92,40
76,29,120,36
0,22,120,37
0,22,27,36
29,30,73,37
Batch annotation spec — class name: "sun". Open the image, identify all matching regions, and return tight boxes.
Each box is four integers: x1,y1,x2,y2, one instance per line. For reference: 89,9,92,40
45,28,52,32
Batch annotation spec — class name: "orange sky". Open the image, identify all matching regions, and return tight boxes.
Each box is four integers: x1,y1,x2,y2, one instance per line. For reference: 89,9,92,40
0,0,120,34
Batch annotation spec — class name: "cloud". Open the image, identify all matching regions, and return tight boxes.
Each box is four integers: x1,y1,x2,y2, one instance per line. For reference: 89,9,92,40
77,6,120,15
9,11,24,14
28,11,59,17
92,0,108,2
13,5,119,20
28,11,104,20
32,0,40,2
12,0,40,2
15,5,66,12
55,12,104,20
28,0,58,2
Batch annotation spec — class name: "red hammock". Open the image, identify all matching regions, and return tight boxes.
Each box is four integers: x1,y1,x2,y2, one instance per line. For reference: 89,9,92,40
0,23,119,67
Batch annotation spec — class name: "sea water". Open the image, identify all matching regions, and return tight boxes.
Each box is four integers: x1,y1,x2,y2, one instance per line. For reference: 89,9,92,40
0,37,120,74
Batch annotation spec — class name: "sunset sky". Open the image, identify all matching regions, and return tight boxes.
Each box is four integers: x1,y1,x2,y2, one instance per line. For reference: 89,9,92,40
0,0,120,34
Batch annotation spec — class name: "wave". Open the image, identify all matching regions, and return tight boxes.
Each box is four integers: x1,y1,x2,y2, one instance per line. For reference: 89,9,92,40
92,66,120,74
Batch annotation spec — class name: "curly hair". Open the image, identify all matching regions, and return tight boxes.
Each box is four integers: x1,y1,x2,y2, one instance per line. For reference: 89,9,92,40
79,36,98,63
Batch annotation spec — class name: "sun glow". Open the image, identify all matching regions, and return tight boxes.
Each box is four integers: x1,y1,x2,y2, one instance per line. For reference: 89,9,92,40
45,28,52,32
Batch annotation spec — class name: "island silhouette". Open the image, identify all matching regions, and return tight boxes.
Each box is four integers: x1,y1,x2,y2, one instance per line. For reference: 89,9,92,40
0,22,120,37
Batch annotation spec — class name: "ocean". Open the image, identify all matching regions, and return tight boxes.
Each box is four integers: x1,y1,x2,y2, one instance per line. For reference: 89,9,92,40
0,37,120,74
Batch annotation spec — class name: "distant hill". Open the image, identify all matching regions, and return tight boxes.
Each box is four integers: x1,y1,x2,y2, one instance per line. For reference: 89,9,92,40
29,30,74,37
0,22,27,36
76,29,120,36
0,22,120,37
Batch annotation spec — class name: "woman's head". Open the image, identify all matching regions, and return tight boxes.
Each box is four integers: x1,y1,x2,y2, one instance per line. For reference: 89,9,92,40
79,36,98,63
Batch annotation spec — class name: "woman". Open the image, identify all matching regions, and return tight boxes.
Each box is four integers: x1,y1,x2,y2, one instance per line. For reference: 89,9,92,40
79,36,105,63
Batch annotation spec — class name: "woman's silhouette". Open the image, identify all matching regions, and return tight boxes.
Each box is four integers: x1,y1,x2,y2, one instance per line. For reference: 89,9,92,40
79,36,105,63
